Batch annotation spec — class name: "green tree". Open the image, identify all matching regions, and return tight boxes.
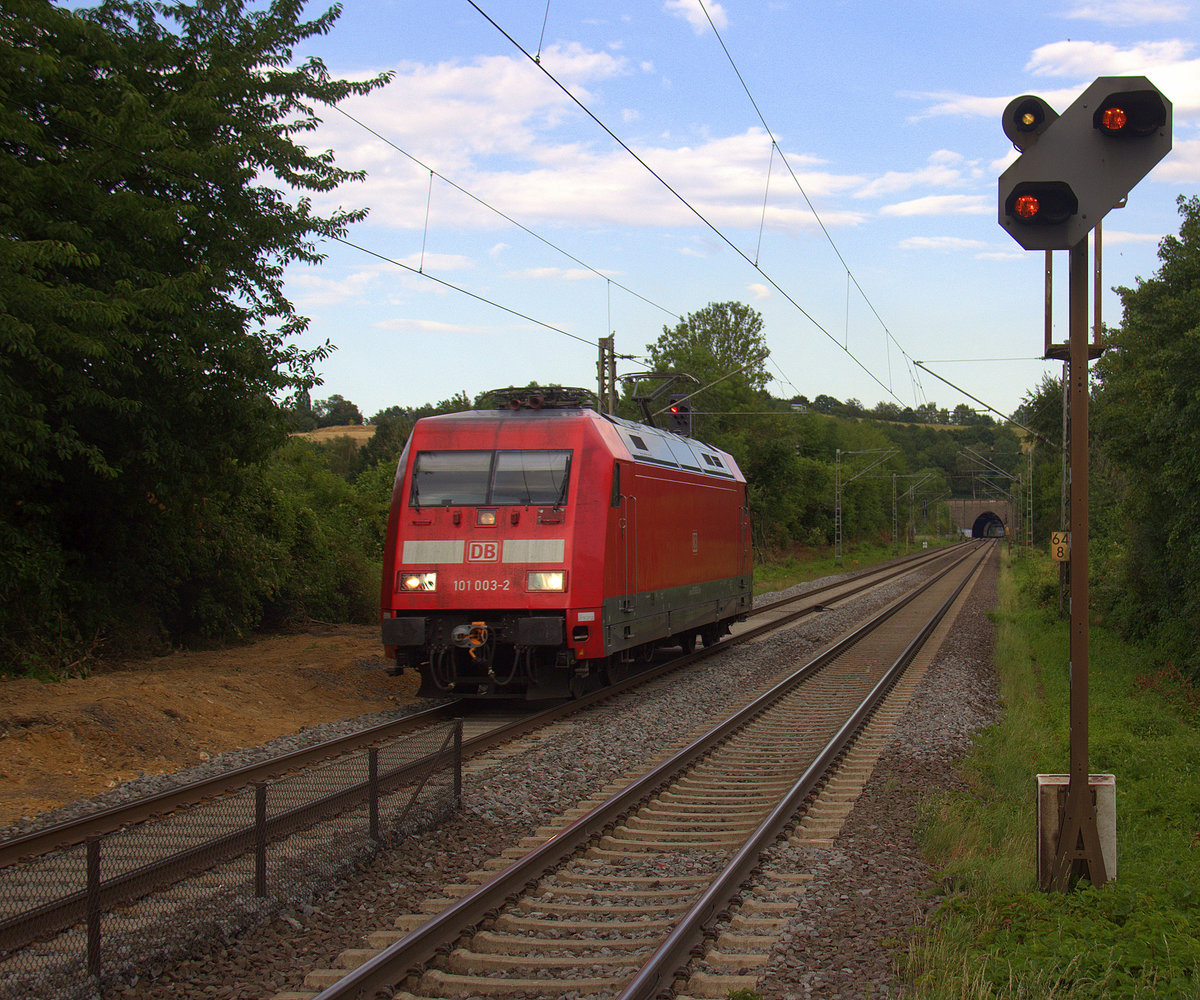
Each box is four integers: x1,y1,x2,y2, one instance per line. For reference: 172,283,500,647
282,388,319,431
1013,372,1065,444
643,302,769,438
950,402,975,425
1093,194,1200,669
0,0,389,668
314,394,363,427
1012,373,1066,541
647,302,769,389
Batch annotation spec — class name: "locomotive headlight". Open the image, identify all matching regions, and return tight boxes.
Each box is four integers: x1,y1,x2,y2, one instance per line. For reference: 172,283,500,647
526,571,566,592
398,571,437,592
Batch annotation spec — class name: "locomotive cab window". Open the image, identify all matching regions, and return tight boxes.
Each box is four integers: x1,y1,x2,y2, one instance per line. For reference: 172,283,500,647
411,449,571,507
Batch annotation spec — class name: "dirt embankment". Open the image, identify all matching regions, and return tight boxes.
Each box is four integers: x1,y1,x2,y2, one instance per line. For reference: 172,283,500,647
0,626,418,827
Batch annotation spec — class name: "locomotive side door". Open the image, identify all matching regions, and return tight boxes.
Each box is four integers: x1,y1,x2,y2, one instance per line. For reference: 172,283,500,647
739,485,752,577
613,460,636,614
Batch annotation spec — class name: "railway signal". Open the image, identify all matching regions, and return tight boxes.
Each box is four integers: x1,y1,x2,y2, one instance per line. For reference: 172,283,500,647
997,75,1172,893
998,76,1171,250
1002,94,1058,152
667,395,693,436
1004,181,1078,228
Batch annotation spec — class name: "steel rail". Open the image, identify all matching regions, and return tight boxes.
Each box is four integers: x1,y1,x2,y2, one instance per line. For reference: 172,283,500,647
0,542,970,966
308,542,986,1000
0,726,461,954
0,702,459,869
568,541,970,705
0,542,956,869
617,545,990,1000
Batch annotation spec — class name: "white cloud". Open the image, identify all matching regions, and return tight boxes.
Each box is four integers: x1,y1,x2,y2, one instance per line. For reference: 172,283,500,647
288,269,380,307
395,251,475,272
1026,39,1193,77
376,317,495,334
1020,44,1200,123
880,195,992,217
855,150,977,199
900,236,989,251
504,266,609,281
1156,138,1200,182
909,38,1200,124
975,250,1028,261
664,0,727,34
1061,0,1189,25
747,282,770,299
901,89,1017,122
313,52,881,235
323,44,628,176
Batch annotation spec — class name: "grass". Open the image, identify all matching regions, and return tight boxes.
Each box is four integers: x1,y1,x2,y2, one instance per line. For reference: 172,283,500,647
902,555,1200,999
753,535,962,596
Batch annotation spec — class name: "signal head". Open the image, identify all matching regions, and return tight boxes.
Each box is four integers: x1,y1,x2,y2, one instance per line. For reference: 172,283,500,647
1092,89,1167,138
1003,95,1058,151
997,76,1171,251
666,394,692,435
1005,181,1078,226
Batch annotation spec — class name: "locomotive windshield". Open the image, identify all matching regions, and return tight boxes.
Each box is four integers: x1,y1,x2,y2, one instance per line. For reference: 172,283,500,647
411,449,571,507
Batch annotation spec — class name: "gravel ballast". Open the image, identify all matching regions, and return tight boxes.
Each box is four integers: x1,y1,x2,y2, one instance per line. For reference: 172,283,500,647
22,551,1001,999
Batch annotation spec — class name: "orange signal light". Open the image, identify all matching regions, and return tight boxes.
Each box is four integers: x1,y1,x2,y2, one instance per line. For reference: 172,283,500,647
1099,106,1128,132
1014,194,1041,219
1092,90,1166,138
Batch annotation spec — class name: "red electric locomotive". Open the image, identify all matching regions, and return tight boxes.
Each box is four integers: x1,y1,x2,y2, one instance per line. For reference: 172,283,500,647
380,387,752,698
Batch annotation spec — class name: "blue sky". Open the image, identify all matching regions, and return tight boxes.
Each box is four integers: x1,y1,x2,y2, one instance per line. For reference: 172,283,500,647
283,0,1200,421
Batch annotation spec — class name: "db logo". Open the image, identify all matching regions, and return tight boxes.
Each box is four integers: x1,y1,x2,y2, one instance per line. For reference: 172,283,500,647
467,541,500,562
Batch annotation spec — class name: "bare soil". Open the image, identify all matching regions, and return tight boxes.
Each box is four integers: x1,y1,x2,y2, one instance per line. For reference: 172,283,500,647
0,626,418,826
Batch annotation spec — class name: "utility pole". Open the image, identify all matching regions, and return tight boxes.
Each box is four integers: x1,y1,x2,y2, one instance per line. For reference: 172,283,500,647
597,336,617,414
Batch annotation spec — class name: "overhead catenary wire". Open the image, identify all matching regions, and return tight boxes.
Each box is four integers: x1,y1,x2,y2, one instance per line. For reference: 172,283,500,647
465,0,903,405
692,0,920,398
914,360,1059,448
19,15,1009,419
333,234,597,349
329,104,683,324
3,87,640,370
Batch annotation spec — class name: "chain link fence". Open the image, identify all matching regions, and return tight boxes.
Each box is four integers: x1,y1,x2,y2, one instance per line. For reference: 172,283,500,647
0,720,461,999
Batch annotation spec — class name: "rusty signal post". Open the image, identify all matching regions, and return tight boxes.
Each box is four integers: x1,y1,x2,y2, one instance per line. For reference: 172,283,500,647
998,76,1171,890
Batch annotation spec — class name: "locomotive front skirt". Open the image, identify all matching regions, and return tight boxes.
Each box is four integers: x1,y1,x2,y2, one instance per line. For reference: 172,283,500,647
380,400,752,698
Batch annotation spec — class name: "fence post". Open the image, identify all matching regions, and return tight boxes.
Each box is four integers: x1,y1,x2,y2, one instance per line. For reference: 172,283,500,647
369,747,381,842
254,782,268,898
86,837,101,979
453,719,463,804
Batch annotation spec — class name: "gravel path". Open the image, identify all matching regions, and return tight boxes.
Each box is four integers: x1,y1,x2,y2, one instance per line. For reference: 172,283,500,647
83,551,1000,999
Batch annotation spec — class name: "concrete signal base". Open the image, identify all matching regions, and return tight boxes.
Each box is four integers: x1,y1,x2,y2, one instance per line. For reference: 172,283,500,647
1036,774,1117,889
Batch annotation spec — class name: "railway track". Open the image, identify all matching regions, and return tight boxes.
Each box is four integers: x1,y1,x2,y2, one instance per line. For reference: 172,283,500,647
0,543,956,870
0,543,976,997
277,542,992,1000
